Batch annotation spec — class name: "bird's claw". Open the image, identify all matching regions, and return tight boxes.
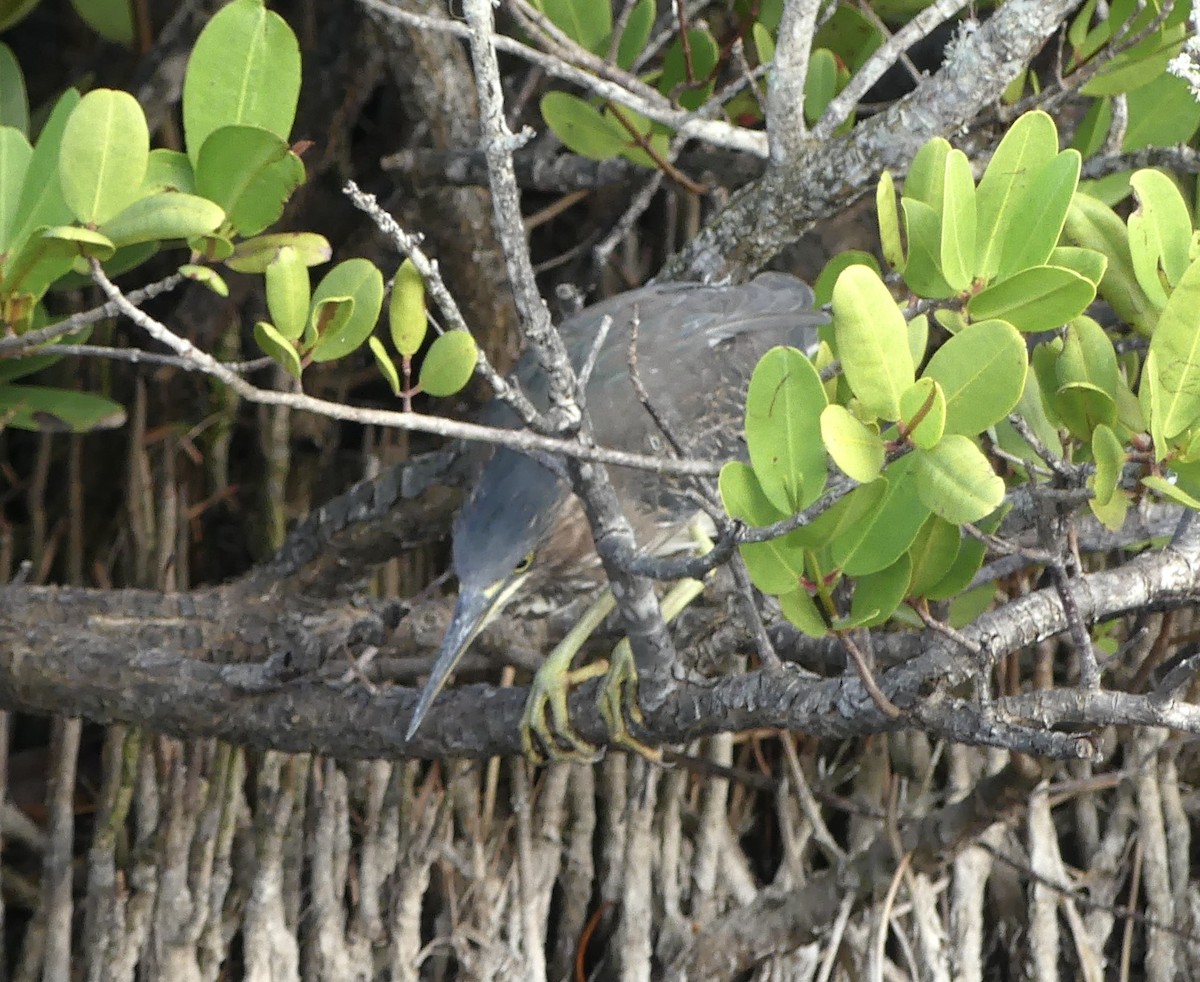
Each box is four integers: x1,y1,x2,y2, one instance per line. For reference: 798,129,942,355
597,641,661,763
520,659,608,763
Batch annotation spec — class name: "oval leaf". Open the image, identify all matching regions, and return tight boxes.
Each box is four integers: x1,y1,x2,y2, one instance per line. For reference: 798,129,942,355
0,384,125,432
922,319,1027,436
832,265,914,420
968,265,1095,333
253,320,302,379
369,336,402,397
98,192,224,247
915,436,1005,524
265,245,310,341
58,88,149,224
225,232,332,273
195,125,305,236
308,259,384,362
899,377,946,449
419,329,478,397
182,0,301,163
820,403,884,482
390,259,427,356
1146,257,1200,438
745,346,828,514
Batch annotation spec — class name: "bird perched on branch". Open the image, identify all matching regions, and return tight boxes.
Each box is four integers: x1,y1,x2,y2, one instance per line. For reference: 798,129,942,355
406,272,826,757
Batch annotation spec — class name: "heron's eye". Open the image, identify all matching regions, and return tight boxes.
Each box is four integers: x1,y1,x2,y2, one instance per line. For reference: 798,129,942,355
513,552,534,574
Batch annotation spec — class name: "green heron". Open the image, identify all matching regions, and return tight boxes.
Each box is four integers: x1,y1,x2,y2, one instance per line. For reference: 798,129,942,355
406,273,826,755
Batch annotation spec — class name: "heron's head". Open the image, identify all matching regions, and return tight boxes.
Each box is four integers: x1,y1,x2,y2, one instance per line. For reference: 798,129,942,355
406,448,570,739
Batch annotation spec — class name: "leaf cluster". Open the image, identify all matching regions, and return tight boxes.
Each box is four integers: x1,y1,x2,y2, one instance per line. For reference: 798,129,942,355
724,108,1200,637
0,0,477,433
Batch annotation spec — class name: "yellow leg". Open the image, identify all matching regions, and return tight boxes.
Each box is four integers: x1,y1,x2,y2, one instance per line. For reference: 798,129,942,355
520,521,715,763
520,588,616,763
597,572,707,762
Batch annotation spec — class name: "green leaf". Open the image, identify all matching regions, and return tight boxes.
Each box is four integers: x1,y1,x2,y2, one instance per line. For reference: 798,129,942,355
812,3,883,73
188,234,233,263
814,250,880,308
1090,422,1124,507
925,505,1003,600
915,436,1005,525
900,198,955,298
877,170,905,272
659,29,718,109
1048,246,1107,286
904,137,950,210
833,454,929,576
615,0,654,69
719,460,806,595
369,336,402,397
253,320,302,379
70,0,135,44
996,150,1081,280
265,245,309,341
1090,488,1132,531
1142,474,1200,510
1080,22,1187,96
778,587,829,638
58,88,149,224
1057,316,1119,400
178,263,228,297
939,148,977,291
389,259,427,356
307,296,353,352
8,89,78,252
745,346,828,513
832,265,914,420
1123,72,1200,150
819,403,884,482
848,554,910,628
804,49,839,127
195,125,304,236
1064,191,1156,335
540,92,628,161
42,224,115,261
604,104,670,169
976,110,1059,281
907,313,929,367
1146,258,1200,439
967,265,1095,333
922,319,1027,436
0,43,28,135
420,330,478,397
534,0,610,53
308,258,383,362
141,148,196,195
1128,168,1192,308
225,232,331,273
98,192,224,247
0,126,32,254
0,383,125,432
906,515,962,598
899,377,946,450
1,234,76,301
182,0,301,164
1140,349,1167,458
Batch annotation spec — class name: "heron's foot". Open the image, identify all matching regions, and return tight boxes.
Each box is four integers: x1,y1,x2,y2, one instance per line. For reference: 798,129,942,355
597,641,661,763
520,655,610,763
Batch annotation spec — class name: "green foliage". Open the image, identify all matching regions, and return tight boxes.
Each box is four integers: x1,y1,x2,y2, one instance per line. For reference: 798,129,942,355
0,0,477,429
728,104,1200,637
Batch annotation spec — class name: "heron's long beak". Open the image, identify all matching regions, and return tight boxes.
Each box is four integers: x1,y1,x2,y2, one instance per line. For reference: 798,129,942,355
406,576,527,740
